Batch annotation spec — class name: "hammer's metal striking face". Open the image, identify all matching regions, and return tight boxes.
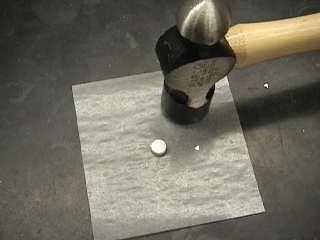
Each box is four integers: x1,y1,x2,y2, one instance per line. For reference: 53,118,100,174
156,26,236,124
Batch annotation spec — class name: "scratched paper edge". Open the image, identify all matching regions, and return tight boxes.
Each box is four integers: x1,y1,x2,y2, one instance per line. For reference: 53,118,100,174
72,71,265,240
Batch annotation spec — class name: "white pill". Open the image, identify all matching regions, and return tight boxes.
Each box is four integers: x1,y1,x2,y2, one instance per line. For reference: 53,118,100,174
151,139,167,156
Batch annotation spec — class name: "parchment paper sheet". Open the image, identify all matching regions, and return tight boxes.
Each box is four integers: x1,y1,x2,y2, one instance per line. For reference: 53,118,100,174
72,72,265,240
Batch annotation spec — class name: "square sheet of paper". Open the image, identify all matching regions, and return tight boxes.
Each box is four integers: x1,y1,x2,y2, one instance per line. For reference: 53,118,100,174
72,72,265,240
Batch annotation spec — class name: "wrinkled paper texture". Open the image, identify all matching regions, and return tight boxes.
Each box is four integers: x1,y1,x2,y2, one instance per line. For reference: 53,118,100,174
72,72,265,240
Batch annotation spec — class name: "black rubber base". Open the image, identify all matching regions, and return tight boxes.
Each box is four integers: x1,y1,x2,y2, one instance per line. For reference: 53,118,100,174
161,84,215,125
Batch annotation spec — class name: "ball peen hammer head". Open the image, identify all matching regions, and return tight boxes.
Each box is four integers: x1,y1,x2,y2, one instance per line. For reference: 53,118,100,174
156,0,236,124
177,0,231,46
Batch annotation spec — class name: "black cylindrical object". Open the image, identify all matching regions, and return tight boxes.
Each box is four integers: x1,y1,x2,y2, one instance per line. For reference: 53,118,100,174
161,83,215,124
155,26,236,124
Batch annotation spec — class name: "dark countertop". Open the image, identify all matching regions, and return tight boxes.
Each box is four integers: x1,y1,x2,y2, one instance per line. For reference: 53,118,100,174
0,1,319,239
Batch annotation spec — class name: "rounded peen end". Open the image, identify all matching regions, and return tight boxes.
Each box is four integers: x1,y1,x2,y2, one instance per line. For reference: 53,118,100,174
176,0,231,46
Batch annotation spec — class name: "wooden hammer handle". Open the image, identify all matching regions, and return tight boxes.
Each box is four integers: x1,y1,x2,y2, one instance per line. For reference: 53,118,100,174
225,12,320,69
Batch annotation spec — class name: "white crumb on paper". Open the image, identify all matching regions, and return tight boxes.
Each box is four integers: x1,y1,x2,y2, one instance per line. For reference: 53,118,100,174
195,145,200,151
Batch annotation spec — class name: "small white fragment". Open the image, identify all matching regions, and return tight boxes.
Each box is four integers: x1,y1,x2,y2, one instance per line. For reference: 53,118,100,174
302,130,305,132
195,145,200,151
151,139,167,156
263,83,269,89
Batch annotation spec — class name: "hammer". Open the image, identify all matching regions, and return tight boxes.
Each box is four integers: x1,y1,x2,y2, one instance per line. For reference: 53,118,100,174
155,0,320,124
